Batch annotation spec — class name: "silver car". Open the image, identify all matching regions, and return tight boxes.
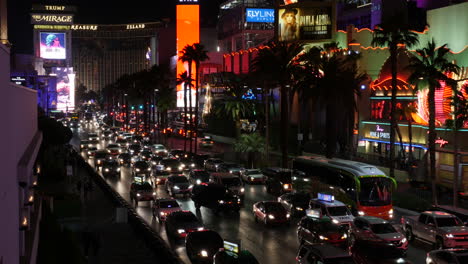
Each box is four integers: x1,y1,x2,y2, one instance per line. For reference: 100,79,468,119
241,169,265,184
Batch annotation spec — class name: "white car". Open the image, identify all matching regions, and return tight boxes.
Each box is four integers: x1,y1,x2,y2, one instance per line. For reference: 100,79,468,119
241,169,266,184
151,144,168,156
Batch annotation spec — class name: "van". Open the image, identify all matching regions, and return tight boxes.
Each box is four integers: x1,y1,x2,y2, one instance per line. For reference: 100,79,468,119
210,173,245,199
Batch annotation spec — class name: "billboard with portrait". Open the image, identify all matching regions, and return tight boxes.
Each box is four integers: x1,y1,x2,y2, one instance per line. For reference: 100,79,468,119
52,67,75,111
39,32,66,59
278,7,332,42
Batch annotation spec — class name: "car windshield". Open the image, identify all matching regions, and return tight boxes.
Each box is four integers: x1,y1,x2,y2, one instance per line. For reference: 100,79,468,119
193,171,209,180
135,162,148,168
247,170,262,175
327,206,352,216
370,223,397,234
175,213,198,222
222,178,241,186
108,144,119,148
154,145,165,150
116,139,127,143
162,160,181,166
265,203,285,213
141,151,152,156
436,217,462,227
159,200,179,208
136,183,153,191
95,152,108,159
171,177,188,183
359,177,392,206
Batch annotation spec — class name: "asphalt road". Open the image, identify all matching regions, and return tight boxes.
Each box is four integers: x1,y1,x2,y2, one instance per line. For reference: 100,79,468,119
72,122,431,264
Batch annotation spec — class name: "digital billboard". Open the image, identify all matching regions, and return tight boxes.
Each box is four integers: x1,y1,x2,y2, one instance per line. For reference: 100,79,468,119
246,8,275,23
283,0,298,5
52,67,75,111
278,7,332,42
39,32,66,59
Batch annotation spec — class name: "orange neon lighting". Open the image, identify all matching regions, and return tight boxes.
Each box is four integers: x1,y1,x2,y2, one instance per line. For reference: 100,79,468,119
176,4,199,107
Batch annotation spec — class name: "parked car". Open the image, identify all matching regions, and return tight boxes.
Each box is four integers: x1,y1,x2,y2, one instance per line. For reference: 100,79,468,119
263,167,293,196
191,183,241,213
350,216,408,250
253,201,291,226
278,192,311,217
185,230,224,263
296,243,353,264
351,239,411,264
402,211,468,249
240,169,266,184
165,175,193,197
199,137,214,148
426,248,468,264
130,181,156,206
152,198,181,222
165,211,204,240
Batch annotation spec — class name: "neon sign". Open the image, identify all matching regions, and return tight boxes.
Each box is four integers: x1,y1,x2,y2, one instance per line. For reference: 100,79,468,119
318,193,334,202
369,124,390,139
435,137,449,147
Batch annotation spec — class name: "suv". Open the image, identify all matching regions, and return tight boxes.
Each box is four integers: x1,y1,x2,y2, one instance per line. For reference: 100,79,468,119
296,243,353,264
263,167,293,196
130,181,156,206
165,211,204,239
165,175,193,198
297,216,348,246
217,163,245,176
204,158,224,171
191,183,241,213
102,159,121,178
188,169,210,185
210,173,245,199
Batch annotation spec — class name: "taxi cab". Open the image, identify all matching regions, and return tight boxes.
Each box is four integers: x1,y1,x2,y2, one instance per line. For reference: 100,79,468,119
309,193,354,226
297,210,348,247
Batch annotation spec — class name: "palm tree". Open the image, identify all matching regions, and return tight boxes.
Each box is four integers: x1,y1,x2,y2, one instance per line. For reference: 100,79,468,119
252,41,304,167
190,43,209,154
176,71,193,152
179,44,197,153
407,40,460,205
234,133,266,168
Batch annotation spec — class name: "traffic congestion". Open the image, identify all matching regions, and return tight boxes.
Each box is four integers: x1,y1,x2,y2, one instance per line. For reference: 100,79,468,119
66,113,467,264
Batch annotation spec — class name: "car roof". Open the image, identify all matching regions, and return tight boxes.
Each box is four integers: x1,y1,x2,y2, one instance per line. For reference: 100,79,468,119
356,216,388,224
423,211,456,218
310,198,346,207
211,172,238,178
303,243,350,258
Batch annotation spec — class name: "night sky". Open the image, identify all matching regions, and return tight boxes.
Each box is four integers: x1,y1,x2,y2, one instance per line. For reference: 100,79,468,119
7,0,224,54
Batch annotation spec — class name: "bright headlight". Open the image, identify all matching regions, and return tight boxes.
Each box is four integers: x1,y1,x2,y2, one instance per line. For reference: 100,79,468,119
446,234,454,238
197,227,204,231
178,166,183,170
136,193,141,197
190,163,195,167
147,168,151,171
286,214,290,218
181,164,186,168
283,184,290,190
296,207,304,211
136,168,140,172
219,200,225,204
200,250,208,257
87,151,91,155
189,185,193,189
319,235,329,240
174,186,180,190
268,214,275,220
105,168,109,172
117,168,121,172
177,229,185,234
196,179,201,185
358,211,365,216
166,167,171,171
152,161,157,165
401,238,407,243
152,192,156,196
332,219,339,224
389,209,394,214
240,188,245,193
292,177,297,180
341,234,347,239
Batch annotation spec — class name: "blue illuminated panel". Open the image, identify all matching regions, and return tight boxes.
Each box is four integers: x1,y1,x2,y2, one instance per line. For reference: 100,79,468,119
318,193,334,202
246,8,275,23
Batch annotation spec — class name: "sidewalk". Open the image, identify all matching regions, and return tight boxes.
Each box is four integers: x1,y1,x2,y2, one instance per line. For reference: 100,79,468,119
76,162,161,264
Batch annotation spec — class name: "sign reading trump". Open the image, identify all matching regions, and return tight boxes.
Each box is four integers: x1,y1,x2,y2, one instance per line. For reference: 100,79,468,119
246,8,275,23
39,32,66,59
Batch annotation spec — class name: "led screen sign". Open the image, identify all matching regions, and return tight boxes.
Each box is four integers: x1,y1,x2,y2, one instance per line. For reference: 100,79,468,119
52,67,75,111
246,8,275,23
278,7,332,41
39,32,66,60
31,14,73,25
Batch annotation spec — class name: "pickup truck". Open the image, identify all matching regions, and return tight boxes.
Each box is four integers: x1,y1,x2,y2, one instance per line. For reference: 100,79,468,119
401,211,468,249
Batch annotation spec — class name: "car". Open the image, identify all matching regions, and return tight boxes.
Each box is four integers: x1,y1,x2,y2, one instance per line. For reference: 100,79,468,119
351,239,411,264
278,192,311,217
101,130,113,140
188,169,210,185
86,146,98,157
152,198,181,222
87,132,99,141
80,139,90,150
106,143,121,156
169,149,187,159
102,159,121,178
149,155,163,166
309,193,354,226
296,243,354,264
185,230,224,263
128,143,142,155
94,150,111,169
213,249,259,264
426,248,468,264
165,211,204,240
297,215,348,246
193,154,210,168
240,169,266,184
179,157,197,170
199,137,214,148
153,171,170,185
349,216,408,251
253,201,291,226
263,167,293,196
118,152,132,166
191,183,241,213
157,158,185,173
139,150,153,161
132,160,152,177
204,158,224,171
217,163,245,176
151,144,168,156
130,181,156,206
165,175,193,197
210,173,245,198
115,138,128,148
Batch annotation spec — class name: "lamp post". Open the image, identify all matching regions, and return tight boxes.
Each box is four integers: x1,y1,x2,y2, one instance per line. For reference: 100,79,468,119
124,93,128,131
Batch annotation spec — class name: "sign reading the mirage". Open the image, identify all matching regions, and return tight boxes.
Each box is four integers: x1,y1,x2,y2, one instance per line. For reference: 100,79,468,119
31,14,74,25
369,124,390,139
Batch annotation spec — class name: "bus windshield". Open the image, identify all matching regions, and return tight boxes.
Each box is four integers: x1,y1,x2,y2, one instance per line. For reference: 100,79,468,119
359,177,392,206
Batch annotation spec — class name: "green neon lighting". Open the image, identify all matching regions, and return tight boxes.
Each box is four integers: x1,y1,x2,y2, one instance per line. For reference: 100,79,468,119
361,121,468,132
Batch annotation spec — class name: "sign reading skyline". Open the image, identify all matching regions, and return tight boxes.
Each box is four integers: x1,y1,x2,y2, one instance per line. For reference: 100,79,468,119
246,8,275,23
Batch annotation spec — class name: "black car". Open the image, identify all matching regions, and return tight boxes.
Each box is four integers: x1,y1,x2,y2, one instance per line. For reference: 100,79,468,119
217,163,245,176
278,192,311,217
139,150,153,161
94,150,111,169
296,243,354,264
193,154,210,168
297,216,348,246
191,183,241,213
170,149,187,159
263,167,293,196
204,158,224,171
427,248,468,264
351,240,411,264
185,230,224,263
213,250,259,264
165,211,204,240
157,158,184,173
130,181,156,206
188,169,210,185
150,155,163,166
102,159,121,177
118,152,132,166
179,157,197,170
165,175,193,197
128,143,142,155
132,160,151,177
